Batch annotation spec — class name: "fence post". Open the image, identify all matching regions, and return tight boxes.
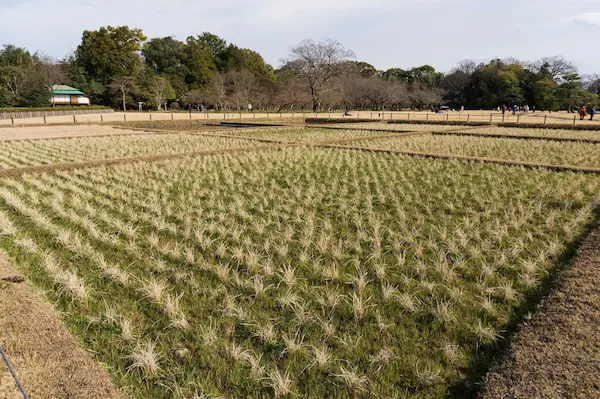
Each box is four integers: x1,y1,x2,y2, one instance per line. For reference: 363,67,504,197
101,114,104,123
573,115,577,125
426,113,429,121
501,114,504,123
11,117,14,125
43,116,46,124
124,114,126,122
371,113,373,119
149,113,152,121
467,114,470,122
517,114,520,124
544,115,547,125
446,113,449,121
189,112,192,120
171,113,174,120
489,114,493,123
73,115,77,124
407,112,410,120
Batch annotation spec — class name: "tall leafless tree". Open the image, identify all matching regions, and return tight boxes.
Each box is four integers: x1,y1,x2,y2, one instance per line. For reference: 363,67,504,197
110,76,137,111
283,39,354,112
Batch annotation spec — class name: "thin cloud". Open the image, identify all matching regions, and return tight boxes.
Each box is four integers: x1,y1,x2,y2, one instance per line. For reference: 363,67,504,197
570,12,600,27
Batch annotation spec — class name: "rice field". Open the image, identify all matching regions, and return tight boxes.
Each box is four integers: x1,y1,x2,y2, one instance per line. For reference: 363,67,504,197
451,126,600,140
341,135,600,168
0,133,261,169
224,126,400,142
0,124,599,398
322,123,462,132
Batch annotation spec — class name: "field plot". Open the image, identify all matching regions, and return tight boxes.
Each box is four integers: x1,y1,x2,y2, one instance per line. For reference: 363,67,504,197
224,126,405,142
0,146,598,398
342,135,600,168
450,126,600,141
322,123,464,132
0,133,262,169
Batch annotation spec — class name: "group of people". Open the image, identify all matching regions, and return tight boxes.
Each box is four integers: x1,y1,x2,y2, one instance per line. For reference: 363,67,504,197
500,105,534,115
579,105,597,121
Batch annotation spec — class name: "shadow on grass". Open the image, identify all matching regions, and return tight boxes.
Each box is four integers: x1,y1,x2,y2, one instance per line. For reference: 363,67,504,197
448,204,600,399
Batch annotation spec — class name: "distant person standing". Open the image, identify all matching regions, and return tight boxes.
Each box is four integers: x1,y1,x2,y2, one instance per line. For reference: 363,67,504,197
590,105,597,121
579,106,587,120
248,103,253,113
512,105,517,115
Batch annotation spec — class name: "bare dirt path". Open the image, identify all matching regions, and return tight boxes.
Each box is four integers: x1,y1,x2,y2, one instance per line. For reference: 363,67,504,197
481,227,600,398
0,255,124,399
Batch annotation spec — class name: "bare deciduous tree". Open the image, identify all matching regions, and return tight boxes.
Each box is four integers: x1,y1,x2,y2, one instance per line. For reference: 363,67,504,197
528,55,577,81
110,76,137,111
147,76,174,111
284,39,354,112
229,69,258,110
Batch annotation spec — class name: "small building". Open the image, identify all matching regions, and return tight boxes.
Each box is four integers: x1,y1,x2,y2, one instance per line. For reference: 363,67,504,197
50,85,91,106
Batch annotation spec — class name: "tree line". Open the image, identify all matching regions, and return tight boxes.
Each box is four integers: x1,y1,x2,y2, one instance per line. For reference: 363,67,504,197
1,26,598,111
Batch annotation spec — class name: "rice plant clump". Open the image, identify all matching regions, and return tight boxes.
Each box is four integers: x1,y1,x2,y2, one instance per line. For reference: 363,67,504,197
0,144,597,398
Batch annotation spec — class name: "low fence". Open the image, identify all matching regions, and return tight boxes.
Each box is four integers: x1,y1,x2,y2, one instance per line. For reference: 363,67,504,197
1,110,599,128
0,108,114,121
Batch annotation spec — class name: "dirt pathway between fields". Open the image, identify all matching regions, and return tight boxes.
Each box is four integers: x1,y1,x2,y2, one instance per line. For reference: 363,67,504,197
0,255,124,399
480,227,600,399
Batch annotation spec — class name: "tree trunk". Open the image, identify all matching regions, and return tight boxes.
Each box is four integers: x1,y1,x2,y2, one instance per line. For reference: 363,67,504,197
122,91,126,111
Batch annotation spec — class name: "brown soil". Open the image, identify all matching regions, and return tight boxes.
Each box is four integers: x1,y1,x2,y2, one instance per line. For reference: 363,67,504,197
480,227,600,399
0,255,124,399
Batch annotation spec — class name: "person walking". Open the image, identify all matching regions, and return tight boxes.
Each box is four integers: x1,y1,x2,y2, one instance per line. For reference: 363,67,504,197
579,106,587,120
512,104,517,115
590,105,597,121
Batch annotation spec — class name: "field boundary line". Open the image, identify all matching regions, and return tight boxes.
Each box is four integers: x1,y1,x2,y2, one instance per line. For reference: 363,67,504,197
319,143,600,174
433,131,600,144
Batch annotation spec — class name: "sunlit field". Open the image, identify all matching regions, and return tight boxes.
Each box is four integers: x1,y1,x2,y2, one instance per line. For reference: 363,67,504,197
0,134,261,169
342,135,600,168
0,124,599,398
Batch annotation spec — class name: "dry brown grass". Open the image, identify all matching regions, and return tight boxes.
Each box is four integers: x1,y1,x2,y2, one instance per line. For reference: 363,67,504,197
481,227,600,399
0,254,123,399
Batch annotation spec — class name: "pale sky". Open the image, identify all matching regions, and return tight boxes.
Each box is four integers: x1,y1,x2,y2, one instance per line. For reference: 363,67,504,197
0,0,599,74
